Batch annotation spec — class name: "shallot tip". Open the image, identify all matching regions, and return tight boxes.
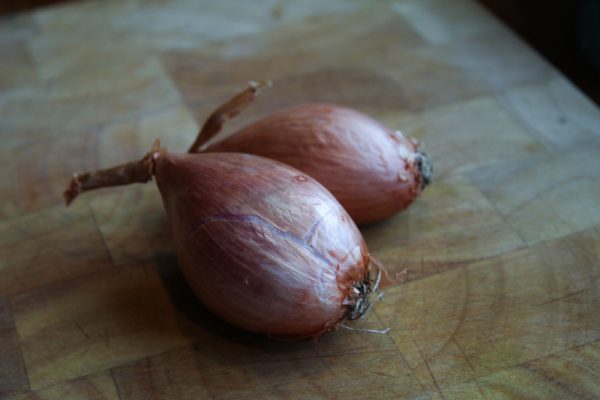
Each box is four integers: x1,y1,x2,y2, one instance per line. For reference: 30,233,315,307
64,173,82,206
188,80,272,153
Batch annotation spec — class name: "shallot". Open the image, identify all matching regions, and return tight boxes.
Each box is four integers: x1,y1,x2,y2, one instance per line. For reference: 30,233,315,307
189,82,432,225
65,143,382,338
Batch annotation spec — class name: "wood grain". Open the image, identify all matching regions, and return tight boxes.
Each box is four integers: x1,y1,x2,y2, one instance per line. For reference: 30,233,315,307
5,371,119,400
11,262,194,389
112,346,425,400
376,227,600,392
0,297,29,396
0,205,111,296
1,0,600,398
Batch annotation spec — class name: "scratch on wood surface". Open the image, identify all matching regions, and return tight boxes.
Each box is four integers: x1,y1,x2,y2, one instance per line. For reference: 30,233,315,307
78,343,93,360
505,176,594,219
109,369,123,400
373,308,430,394
452,337,476,373
75,323,90,339
408,329,445,399
474,380,489,400
521,360,584,399
0,298,30,395
540,289,589,306
90,207,116,268
423,269,471,364
319,355,337,379
420,267,465,315
477,189,528,245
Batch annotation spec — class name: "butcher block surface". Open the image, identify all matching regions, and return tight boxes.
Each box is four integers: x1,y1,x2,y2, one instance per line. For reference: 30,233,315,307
2,0,600,399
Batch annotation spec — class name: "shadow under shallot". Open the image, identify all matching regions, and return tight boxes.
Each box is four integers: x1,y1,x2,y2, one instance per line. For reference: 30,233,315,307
154,252,244,338
153,252,396,362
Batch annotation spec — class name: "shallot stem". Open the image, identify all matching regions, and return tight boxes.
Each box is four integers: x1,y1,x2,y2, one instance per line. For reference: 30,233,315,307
188,80,271,153
64,140,165,205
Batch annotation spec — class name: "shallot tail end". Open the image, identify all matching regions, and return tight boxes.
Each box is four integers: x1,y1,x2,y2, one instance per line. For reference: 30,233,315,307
188,80,272,153
63,140,166,206
416,150,433,189
342,257,392,334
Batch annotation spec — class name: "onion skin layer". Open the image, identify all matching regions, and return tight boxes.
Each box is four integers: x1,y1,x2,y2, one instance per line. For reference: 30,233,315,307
154,152,370,338
204,104,432,225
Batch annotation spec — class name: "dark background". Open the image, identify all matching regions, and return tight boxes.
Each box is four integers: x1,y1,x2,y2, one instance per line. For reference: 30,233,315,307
2,0,599,104
479,0,600,104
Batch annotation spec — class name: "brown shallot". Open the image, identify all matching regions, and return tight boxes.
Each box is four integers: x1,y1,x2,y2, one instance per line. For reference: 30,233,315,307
64,143,384,339
189,82,432,225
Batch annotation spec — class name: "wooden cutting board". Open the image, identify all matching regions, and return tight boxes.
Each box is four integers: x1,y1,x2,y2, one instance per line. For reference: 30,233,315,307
2,0,600,398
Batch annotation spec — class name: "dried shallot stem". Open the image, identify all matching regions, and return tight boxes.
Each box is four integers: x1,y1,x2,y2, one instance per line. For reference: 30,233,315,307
188,80,271,153
64,140,165,205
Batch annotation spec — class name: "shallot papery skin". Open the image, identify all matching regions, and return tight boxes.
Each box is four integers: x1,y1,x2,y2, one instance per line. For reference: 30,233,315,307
200,103,432,225
65,149,375,339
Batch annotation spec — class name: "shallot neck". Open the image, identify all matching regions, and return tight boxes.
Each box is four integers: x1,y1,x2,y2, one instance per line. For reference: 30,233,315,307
64,140,165,205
